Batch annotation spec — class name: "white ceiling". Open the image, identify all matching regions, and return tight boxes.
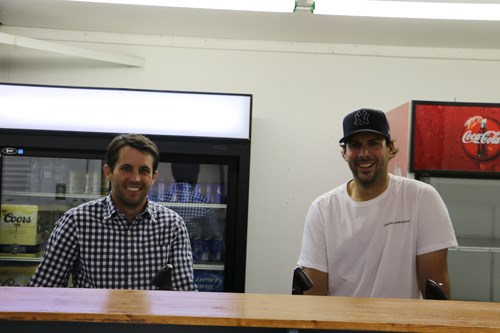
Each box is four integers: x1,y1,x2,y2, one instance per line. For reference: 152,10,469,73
1,0,500,49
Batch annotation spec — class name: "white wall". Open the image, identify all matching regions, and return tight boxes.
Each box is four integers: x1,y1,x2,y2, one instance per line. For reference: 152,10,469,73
2,27,500,294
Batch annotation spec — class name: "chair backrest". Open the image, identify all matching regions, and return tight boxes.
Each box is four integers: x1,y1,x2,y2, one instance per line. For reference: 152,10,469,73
152,264,173,290
292,267,313,295
425,279,448,300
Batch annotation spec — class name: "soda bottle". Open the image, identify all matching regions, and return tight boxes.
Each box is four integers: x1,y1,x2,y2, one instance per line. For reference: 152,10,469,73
40,159,55,193
29,158,41,192
54,159,67,197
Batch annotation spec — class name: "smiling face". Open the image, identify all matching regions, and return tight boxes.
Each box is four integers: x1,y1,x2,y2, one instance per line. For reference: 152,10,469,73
342,132,393,190
104,145,157,219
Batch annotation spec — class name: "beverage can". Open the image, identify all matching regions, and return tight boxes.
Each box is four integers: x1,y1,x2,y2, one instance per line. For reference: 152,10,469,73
156,180,166,197
194,183,203,196
29,159,41,192
215,184,224,204
67,169,83,194
40,159,55,193
207,183,224,204
201,237,210,262
89,171,101,195
206,184,214,203
54,159,67,185
191,237,203,263
210,237,224,262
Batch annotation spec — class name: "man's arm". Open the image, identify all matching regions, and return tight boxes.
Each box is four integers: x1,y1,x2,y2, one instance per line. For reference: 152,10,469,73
416,248,451,298
303,267,328,295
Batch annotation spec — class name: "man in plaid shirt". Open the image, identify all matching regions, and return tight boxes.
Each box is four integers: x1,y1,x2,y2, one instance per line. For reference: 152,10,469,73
28,134,196,290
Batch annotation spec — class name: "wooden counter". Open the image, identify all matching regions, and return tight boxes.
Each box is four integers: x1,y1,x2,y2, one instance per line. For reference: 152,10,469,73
1,287,500,332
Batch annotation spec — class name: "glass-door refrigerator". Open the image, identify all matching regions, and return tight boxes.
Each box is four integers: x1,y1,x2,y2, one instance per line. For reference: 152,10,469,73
0,83,252,293
387,100,500,301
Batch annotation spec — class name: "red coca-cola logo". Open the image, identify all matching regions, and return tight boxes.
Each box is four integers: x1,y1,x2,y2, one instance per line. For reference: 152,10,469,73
461,116,500,164
412,104,500,173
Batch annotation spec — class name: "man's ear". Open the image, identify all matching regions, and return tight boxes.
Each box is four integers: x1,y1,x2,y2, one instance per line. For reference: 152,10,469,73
387,141,398,160
103,164,112,181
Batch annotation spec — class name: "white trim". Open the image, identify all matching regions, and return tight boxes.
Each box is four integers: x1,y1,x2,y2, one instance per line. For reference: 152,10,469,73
3,26,500,62
0,32,145,67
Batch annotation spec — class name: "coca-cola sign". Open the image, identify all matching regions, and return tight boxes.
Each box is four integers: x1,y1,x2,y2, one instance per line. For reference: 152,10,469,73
461,116,500,162
411,102,500,173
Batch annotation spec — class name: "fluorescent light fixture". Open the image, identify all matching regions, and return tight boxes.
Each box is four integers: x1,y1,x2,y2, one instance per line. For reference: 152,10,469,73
0,84,251,140
313,0,500,21
67,0,296,13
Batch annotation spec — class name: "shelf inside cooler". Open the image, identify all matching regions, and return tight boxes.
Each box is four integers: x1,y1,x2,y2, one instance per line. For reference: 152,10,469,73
0,255,43,262
194,263,224,271
452,237,500,252
2,190,104,200
163,202,226,209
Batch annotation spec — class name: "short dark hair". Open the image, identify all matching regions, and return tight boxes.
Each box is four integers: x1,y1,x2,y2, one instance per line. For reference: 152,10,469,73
105,134,160,173
171,163,200,185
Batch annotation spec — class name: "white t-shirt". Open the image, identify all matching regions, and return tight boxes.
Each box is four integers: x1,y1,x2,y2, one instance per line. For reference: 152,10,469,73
298,174,457,299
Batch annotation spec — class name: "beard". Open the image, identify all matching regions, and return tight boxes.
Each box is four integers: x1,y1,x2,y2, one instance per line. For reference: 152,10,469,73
349,157,388,190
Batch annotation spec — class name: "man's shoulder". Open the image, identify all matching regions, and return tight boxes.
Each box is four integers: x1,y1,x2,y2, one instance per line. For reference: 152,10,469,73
67,196,108,213
389,174,437,196
390,174,430,187
147,200,183,219
312,183,346,206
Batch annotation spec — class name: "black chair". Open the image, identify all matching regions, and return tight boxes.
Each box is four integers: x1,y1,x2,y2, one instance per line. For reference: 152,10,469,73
292,267,313,295
425,279,448,300
152,264,173,290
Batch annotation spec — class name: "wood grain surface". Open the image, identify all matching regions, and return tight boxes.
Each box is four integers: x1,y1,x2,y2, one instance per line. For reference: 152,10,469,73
1,287,500,332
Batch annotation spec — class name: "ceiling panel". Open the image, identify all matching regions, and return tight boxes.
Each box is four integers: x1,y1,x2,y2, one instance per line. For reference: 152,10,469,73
1,0,500,49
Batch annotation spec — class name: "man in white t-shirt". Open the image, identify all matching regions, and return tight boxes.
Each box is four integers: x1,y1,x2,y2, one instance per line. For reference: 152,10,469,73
297,108,457,299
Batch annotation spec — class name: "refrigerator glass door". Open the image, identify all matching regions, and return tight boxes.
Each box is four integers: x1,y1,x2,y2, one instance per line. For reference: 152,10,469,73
419,176,500,301
150,162,227,292
1,156,230,292
0,155,105,286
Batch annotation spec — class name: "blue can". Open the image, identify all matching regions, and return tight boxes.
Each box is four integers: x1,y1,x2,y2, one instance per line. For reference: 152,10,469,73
206,183,224,203
194,183,203,196
191,237,203,263
210,237,224,262
215,184,224,204
201,237,210,262
156,180,165,196
205,184,214,203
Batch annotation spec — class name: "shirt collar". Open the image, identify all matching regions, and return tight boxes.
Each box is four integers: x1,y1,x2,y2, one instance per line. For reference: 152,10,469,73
104,193,155,223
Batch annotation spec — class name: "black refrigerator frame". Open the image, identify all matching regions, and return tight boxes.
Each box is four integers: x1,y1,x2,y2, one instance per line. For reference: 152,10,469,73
0,83,252,293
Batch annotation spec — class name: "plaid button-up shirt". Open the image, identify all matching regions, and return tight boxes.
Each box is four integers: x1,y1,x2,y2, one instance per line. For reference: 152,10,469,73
28,195,196,290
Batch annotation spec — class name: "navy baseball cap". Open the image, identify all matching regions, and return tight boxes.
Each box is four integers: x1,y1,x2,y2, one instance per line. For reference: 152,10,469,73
339,108,391,144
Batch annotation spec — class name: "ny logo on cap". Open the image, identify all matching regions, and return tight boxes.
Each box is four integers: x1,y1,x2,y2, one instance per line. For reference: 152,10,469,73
354,110,370,127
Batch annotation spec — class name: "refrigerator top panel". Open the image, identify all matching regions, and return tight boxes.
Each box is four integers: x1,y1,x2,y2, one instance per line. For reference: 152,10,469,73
0,83,252,140
410,100,500,177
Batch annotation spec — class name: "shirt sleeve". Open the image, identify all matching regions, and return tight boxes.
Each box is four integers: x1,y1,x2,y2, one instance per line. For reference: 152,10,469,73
170,214,197,291
297,200,328,273
416,184,458,255
27,212,78,287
